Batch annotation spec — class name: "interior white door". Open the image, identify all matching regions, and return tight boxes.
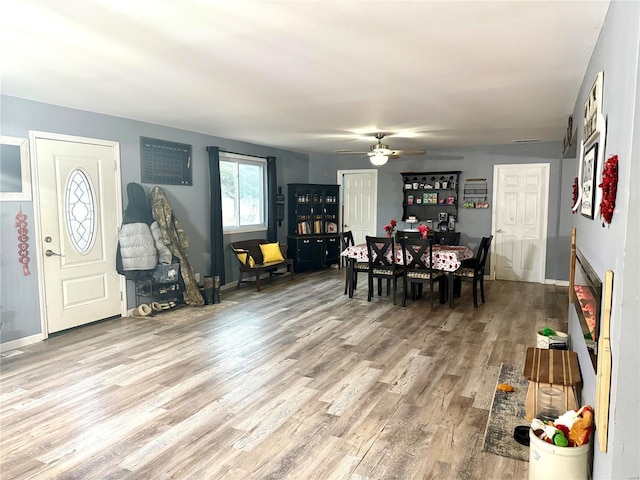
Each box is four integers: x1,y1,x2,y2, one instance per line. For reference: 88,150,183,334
491,163,549,283
32,134,124,334
337,170,377,245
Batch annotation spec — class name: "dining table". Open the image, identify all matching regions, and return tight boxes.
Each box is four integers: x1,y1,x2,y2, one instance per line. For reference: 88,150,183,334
341,242,474,307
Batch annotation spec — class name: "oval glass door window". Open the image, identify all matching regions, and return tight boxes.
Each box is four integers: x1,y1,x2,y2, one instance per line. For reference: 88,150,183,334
65,168,96,254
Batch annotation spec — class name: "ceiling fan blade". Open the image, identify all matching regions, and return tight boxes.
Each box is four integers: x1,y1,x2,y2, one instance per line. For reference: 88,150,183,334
334,149,370,154
390,149,426,156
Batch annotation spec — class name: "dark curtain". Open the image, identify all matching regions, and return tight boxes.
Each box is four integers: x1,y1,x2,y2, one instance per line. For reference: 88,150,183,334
207,146,225,285
267,156,277,242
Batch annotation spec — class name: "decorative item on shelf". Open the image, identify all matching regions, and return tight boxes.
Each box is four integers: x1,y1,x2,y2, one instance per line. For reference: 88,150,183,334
599,155,618,226
407,194,414,205
384,219,397,238
418,223,430,239
406,215,418,229
572,177,579,214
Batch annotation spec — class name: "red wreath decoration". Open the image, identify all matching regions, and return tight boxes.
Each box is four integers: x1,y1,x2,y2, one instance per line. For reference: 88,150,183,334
572,177,578,214
15,205,31,276
599,155,618,225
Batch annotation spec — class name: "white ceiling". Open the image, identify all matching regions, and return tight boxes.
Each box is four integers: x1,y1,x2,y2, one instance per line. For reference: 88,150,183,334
0,1,610,155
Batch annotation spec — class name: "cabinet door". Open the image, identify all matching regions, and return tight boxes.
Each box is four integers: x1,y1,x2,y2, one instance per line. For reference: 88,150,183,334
296,237,315,270
290,186,312,235
323,187,339,233
324,236,340,266
312,238,325,267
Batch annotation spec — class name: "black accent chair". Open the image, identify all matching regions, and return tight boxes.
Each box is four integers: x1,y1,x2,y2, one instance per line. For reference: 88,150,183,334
453,235,493,307
433,231,461,246
365,236,403,304
340,231,368,296
399,237,444,308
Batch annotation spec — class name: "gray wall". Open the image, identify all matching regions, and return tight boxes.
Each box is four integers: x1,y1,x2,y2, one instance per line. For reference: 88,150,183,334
0,95,309,343
309,141,572,281
566,1,639,478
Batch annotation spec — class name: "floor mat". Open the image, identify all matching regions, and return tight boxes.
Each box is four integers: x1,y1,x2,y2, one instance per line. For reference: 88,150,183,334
482,362,530,462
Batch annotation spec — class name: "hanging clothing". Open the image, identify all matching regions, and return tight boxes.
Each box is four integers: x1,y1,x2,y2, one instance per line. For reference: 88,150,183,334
116,182,172,278
150,186,204,306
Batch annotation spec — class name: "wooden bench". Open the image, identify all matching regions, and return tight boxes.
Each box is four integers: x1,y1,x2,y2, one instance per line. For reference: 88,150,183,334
230,239,294,292
523,347,581,421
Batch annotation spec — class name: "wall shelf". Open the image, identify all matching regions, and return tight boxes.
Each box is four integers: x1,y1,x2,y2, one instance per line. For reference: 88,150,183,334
400,171,460,231
463,178,488,208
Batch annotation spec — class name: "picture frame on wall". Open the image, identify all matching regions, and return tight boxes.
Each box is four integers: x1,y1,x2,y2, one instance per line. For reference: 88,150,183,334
583,71,603,146
581,142,598,219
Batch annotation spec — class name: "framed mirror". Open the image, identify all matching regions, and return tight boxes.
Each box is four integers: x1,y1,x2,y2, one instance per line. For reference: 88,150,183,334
0,135,31,201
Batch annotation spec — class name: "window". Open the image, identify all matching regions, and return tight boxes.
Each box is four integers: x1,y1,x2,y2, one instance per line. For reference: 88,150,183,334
220,152,267,231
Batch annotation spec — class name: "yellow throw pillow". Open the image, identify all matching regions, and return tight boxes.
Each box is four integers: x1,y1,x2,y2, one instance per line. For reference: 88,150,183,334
260,242,285,263
236,251,255,267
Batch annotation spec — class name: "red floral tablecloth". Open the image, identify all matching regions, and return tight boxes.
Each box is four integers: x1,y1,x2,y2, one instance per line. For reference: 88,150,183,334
341,243,473,272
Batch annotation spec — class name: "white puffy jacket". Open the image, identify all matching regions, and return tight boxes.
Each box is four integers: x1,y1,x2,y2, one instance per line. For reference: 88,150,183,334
118,221,172,271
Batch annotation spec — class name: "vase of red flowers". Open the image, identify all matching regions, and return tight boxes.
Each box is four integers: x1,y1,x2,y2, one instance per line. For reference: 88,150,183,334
418,223,430,239
384,219,397,238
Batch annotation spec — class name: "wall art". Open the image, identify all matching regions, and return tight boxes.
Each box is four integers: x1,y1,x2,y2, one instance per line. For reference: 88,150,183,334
583,71,603,146
581,142,598,219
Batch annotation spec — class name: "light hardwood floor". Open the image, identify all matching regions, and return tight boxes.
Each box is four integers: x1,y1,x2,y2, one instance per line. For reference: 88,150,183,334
0,268,568,479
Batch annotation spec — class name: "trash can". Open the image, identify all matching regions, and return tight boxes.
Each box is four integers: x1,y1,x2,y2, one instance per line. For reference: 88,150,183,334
529,429,589,479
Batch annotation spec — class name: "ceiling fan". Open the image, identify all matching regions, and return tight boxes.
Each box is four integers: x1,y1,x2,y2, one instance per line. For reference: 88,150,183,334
335,132,426,166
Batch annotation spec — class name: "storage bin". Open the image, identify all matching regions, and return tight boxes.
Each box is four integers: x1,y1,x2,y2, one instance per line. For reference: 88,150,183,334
536,330,569,349
152,263,180,282
529,429,589,479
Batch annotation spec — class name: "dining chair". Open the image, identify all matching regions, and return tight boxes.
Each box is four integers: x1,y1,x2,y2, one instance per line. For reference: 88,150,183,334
433,231,461,246
339,231,354,270
365,236,403,304
399,237,444,308
453,235,493,307
340,231,368,296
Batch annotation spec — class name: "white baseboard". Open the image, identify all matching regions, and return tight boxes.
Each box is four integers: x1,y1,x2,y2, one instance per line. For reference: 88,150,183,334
544,278,570,286
0,333,42,353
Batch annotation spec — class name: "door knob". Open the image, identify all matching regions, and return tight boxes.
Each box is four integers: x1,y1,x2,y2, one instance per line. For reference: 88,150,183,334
45,249,64,257
497,229,505,233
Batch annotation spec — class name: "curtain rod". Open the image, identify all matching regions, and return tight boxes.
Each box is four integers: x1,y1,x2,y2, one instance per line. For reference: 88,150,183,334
219,149,269,160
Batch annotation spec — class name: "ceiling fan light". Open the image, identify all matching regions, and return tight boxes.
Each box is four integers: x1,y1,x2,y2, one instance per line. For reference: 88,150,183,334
370,153,388,166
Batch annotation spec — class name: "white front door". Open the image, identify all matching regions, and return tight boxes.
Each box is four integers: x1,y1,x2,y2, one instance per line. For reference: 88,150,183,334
337,170,377,245
31,132,125,334
491,163,549,283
